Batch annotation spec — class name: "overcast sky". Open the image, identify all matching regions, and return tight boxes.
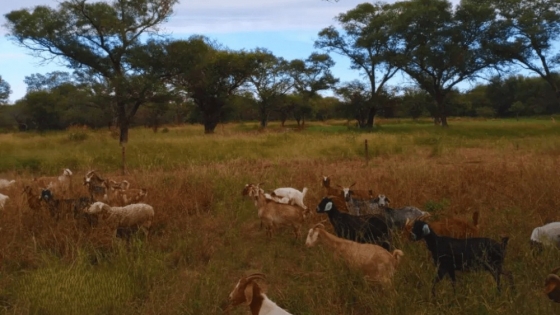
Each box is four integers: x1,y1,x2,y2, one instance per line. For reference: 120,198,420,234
0,0,460,102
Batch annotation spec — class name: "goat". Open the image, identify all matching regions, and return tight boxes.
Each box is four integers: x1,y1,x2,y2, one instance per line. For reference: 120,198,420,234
321,175,340,196
83,170,109,202
544,266,560,303
0,179,16,189
0,193,8,210
306,223,403,285
34,168,73,197
320,176,350,213
225,273,292,315
371,195,429,229
338,182,374,200
404,212,479,239
316,197,392,250
108,182,148,206
22,185,42,211
530,222,560,251
270,187,308,210
84,202,154,239
243,183,290,206
409,220,513,295
254,188,305,239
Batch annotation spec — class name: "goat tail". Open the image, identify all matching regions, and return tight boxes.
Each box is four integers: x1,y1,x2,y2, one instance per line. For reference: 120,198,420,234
472,211,480,227
392,249,404,264
301,187,308,198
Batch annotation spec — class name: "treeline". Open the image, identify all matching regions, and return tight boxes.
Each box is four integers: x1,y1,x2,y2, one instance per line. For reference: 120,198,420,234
1,0,559,135
0,72,556,132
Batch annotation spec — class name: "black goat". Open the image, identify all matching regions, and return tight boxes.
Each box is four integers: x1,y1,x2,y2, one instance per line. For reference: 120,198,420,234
410,220,513,295
40,189,97,227
316,197,392,251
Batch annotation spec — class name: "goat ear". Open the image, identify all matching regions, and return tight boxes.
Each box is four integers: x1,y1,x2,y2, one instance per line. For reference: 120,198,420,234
422,224,430,235
244,282,254,305
324,202,333,211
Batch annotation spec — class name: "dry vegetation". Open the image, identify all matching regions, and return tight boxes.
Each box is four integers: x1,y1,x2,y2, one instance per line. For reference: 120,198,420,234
1,118,560,314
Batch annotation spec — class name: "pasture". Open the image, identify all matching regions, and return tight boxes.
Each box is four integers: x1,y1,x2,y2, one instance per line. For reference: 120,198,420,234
0,118,560,314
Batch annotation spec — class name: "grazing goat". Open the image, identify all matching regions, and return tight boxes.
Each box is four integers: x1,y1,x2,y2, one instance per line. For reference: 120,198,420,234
84,202,154,239
316,197,392,250
0,193,8,210
254,188,305,239
544,266,560,303
270,187,308,210
225,273,292,315
306,223,403,285
34,168,73,197
530,222,560,251
405,212,479,239
0,179,16,189
409,220,513,295
22,185,42,211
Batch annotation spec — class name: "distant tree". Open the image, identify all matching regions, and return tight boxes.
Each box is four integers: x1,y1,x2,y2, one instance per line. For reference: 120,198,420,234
0,76,11,105
491,0,560,109
24,71,72,92
315,2,400,127
509,101,526,120
248,48,293,128
335,80,373,127
387,0,506,126
5,0,177,173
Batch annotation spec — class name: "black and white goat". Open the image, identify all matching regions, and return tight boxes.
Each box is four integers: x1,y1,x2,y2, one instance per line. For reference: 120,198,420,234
316,197,392,251
409,220,513,295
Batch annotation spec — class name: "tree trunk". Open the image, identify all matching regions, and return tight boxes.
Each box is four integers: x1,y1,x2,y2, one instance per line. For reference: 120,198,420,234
435,93,448,127
204,120,218,134
260,105,268,128
365,106,376,128
119,120,129,175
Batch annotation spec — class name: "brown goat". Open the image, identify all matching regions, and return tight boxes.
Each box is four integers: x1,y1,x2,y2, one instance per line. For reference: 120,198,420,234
22,185,42,211
225,273,292,314
545,266,560,303
405,211,480,239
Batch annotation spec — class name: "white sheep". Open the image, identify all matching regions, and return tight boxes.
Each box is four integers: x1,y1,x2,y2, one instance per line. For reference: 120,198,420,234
0,179,16,190
270,187,308,210
305,223,404,286
0,193,9,210
225,273,292,315
530,222,560,250
84,201,154,239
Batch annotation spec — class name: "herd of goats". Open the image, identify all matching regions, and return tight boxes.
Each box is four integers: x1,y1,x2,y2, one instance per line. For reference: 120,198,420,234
1,170,560,314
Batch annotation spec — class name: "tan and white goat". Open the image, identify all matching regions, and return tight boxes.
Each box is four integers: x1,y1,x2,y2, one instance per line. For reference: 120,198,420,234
306,223,404,286
225,273,292,315
34,168,73,197
254,186,305,239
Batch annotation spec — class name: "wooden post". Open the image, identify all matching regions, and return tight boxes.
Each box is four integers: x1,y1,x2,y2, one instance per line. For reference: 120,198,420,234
364,139,369,165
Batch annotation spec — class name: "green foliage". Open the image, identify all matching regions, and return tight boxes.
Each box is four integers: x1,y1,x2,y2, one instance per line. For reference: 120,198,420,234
0,75,11,105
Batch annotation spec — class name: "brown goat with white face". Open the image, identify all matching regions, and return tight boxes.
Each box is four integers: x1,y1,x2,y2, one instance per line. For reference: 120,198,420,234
545,267,560,303
225,273,292,315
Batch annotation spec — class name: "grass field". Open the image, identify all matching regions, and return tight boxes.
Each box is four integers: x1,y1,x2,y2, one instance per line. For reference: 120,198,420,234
1,118,560,314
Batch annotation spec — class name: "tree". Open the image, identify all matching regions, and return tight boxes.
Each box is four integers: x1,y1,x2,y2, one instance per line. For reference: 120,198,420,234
289,53,338,127
248,48,293,128
5,0,177,173
159,36,256,133
315,2,400,127
388,0,505,126
335,80,373,127
24,71,72,92
491,0,560,109
0,76,11,105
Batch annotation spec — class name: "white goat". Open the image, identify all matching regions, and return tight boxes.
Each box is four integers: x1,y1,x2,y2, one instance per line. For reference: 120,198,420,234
0,193,9,210
530,222,560,250
225,273,292,315
0,179,16,190
305,223,404,286
84,201,154,238
270,187,308,210
243,183,290,205
254,188,305,239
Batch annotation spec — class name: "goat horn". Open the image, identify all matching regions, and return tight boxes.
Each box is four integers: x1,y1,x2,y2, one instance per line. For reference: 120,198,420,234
313,222,326,229
245,273,266,281
349,182,357,188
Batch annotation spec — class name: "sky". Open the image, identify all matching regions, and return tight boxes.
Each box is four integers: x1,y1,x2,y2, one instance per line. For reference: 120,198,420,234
0,0,463,103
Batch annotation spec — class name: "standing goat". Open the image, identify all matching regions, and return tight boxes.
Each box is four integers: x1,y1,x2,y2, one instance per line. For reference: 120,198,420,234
225,273,292,315
405,212,479,239
306,223,403,286
22,185,42,211
372,195,429,229
83,170,109,202
316,197,392,250
254,188,305,239
409,220,513,295
34,168,73,197
0,179,16,189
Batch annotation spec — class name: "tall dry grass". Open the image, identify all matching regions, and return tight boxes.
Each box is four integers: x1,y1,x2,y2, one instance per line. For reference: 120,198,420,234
0,119,559,314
